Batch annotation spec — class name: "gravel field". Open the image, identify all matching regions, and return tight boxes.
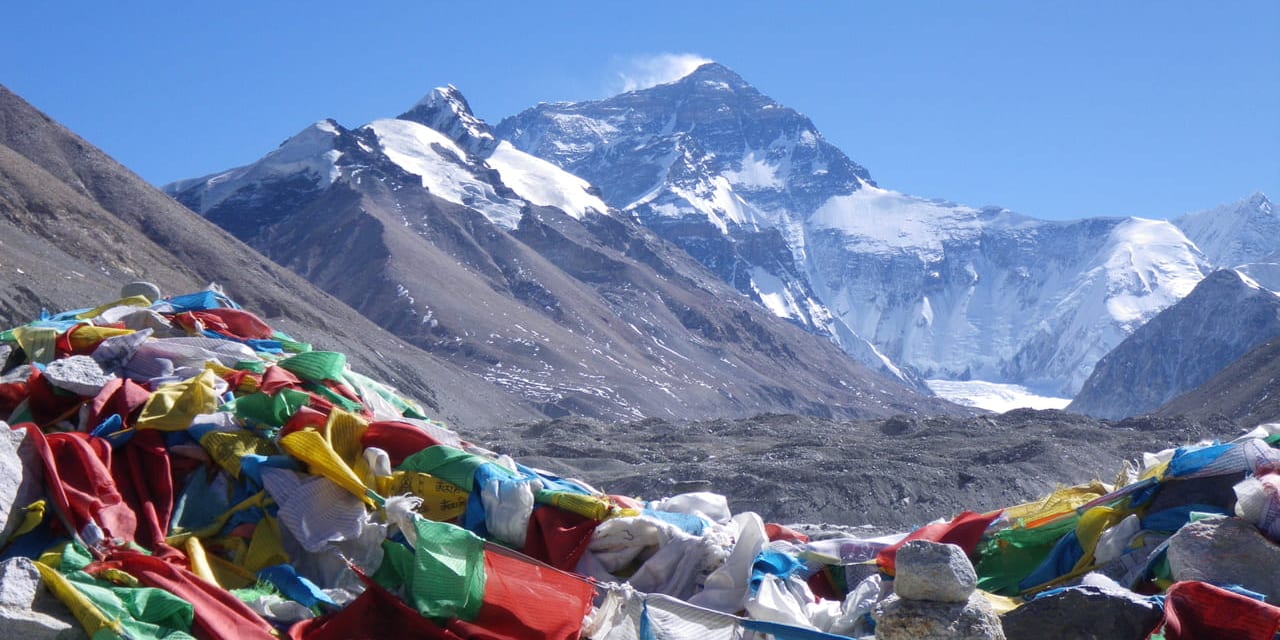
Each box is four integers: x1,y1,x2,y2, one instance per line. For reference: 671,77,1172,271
473,410,1238,531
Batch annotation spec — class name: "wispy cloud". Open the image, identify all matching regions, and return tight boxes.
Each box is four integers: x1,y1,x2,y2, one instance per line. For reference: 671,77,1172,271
612,53,713,93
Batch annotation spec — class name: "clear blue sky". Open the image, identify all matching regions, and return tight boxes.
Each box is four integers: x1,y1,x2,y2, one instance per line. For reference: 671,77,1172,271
2,1,1276,220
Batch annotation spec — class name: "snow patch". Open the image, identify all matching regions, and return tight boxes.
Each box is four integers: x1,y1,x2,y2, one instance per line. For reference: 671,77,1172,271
486,141,607,219
1100,218,1205,326
365,119,525,229
749,267,803,321
809,185,1007,259
723,152,783,189
169,120,343,213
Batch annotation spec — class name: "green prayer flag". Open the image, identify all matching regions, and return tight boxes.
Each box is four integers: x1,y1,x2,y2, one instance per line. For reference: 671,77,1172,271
279,351,346,382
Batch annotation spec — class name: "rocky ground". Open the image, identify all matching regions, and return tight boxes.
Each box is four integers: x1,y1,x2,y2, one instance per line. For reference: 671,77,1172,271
474,410,1239,531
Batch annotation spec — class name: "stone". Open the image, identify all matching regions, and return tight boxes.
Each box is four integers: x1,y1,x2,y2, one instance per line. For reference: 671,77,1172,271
40,355,114,397
0,427,42,543
894,541,977,603
0,608,83,640
0,558,84,639
120,280,162,302
0,557,41,606
1167,515,1280,603
874,591,1005,640
999,585,1162,640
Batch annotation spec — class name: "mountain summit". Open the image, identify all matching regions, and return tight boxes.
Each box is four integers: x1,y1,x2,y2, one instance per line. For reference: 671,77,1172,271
400,84,497,156
166,82,961,422
497,63,1270,396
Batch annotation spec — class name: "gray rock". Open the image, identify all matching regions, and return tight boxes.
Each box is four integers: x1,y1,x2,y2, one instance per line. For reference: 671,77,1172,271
41,355,114,397
0,557,41,606
0,608,83,640
1167,515,1280,602
894,541,977,603
120,280,162,302
1000,585,1162,640
0,558,84,639
874,591,1005,640
0,365,31,384
0,428,43,543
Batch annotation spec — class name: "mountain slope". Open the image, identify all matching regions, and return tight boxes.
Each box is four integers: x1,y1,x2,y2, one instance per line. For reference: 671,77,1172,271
1175,192,1277,270
1155,335,1280,427
0,84,538,431
497,62,1229,396
1069,269,1280,419
1175,192,1280,292
166,90,963,422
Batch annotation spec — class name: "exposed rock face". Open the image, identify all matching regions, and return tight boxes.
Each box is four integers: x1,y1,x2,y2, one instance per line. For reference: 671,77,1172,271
1167,515,1280,603
1070,269,1280,419
1156,335,1280,427
398,85,498,157
999,584,1162,640
873,592,1005,640
893,541,977,603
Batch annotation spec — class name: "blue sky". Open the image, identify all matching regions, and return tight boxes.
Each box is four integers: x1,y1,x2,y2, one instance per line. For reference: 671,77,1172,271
2,1,1276,220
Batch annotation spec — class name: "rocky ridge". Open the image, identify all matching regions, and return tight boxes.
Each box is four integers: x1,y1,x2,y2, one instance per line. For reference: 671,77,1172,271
1070,269,1280,419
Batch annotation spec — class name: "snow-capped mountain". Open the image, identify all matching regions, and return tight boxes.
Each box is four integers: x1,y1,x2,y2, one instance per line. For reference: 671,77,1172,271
497,62,1254,395
165,61,1275,407
1069,269,1280,419
1175,193,1280,291
495,62,921,386
166,85,962,422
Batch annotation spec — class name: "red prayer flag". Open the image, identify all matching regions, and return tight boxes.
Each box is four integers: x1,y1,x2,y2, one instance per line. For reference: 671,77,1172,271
875,510,1001,576
444,547,596,640
523,505,599,572
101,550,278,640
289,571,462,640
25,426,137,543
362,420,450,467
1153,581,1280,640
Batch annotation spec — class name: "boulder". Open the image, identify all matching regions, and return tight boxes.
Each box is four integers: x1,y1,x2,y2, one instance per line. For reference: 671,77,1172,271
0,558,84,639
0,557,41,607
894,541,977,603
874,591,1005,640
1000,584,1162,640
0,427,43,543
1167,515,1280,602
41,355,113,397
120,281,162,302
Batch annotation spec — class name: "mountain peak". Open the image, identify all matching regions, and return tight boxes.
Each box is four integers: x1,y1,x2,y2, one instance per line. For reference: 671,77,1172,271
415,84,471,112
1173,191,1280,276
677,61,750,90
400,84,495,156
1246,191,1272,215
